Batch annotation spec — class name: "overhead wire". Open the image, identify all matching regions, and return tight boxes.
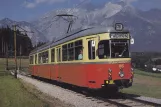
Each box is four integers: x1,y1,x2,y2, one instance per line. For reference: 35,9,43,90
41,0,91,33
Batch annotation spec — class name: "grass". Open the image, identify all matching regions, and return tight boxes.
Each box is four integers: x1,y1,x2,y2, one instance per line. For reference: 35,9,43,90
121,69,161,99
0,75,49,107
0,58,50,107
0,58,29,74
0,58,6,71
134,69,161,78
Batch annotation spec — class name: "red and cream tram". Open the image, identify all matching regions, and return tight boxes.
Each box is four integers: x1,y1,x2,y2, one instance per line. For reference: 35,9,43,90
29,23,134,92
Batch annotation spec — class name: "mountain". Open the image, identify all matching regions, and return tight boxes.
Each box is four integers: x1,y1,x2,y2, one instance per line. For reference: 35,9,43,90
0,18,48,45
32,8,87,41
33,1,161,52
1,1,160,52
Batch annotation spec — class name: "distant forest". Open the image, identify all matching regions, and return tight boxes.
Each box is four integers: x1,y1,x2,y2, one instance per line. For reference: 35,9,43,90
0,26,45,57
131,52,161,69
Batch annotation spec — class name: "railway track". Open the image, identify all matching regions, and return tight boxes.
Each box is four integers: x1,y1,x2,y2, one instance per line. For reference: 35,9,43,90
72,87,161,107
14,71,161,107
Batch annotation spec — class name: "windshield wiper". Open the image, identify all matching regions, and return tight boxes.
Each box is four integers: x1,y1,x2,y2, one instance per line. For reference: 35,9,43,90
119,47,127,57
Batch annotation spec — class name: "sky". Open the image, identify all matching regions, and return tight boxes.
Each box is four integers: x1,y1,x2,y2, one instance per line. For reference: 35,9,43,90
0,0,161,21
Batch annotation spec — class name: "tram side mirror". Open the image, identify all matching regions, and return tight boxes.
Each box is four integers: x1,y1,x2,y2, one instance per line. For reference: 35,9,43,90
131,38,134,44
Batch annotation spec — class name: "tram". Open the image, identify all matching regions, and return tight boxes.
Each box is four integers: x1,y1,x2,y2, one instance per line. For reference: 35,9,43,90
29,23,134,92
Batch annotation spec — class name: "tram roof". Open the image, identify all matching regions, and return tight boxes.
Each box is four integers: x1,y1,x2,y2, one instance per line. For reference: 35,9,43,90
30,26,129,55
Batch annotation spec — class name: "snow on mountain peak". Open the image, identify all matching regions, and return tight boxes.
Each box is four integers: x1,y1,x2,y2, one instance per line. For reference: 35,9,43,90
103,2,123,18
30,1,161,51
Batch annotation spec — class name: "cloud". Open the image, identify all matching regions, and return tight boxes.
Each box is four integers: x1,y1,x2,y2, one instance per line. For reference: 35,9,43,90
120,0,138,4
25,2,36,8
24,0,67,8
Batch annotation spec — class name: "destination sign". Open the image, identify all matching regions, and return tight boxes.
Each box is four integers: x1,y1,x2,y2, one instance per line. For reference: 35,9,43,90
110,33,129,39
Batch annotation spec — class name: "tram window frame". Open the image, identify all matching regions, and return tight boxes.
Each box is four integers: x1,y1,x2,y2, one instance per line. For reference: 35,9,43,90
57,48,61,62
110,39,130,58
88,40,96,60
42,51,49,63
38,53,40,64
59,48,61,62
75,40,83,60
51,48,55,62
62,45,68,61
98,40,110,59
42,52,45,63
68,42,74,61
35,54,37,64
57,49,59,62
38,53,42,64
30,56,33,64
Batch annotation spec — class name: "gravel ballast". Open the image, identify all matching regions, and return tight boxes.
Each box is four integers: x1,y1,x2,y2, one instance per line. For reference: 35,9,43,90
17,74,116,107
16,73,161,107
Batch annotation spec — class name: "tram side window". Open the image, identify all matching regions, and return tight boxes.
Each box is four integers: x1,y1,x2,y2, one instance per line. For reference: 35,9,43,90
75,40,83,60
35,54,37,64
42,51,48,63
62,45,68,61
59,48,61,62
98,40,110,59
88,40,95,60
68,43,74,61
51,48,55,62
46,51,49,63
30,56,33,64
57,48,61,62
38,53,42,64
57,49,59,62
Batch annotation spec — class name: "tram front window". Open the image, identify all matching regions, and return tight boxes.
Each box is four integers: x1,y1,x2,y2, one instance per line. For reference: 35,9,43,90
98,40,129,59
111,40,129,58
98,40,110,59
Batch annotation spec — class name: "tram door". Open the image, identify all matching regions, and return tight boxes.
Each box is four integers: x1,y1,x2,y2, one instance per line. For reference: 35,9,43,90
56,47,61,81
86,37,97,88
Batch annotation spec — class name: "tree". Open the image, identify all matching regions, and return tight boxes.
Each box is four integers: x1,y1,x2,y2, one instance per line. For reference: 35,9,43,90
0,27,33,57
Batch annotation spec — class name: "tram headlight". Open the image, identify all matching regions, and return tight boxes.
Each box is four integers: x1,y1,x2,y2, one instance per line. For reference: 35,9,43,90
152,68,157,71
108,68,112,72
119,71,124,78
145,65,147,67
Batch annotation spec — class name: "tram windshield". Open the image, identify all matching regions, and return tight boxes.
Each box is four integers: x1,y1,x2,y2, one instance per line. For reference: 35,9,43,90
98,40,130,59
111,40,129,58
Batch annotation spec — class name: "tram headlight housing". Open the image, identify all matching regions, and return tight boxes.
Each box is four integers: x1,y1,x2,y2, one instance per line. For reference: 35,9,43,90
119,71,124,78
108,68,112,72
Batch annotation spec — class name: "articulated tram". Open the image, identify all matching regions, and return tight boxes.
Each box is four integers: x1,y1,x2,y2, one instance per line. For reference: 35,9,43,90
29,24,134,92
